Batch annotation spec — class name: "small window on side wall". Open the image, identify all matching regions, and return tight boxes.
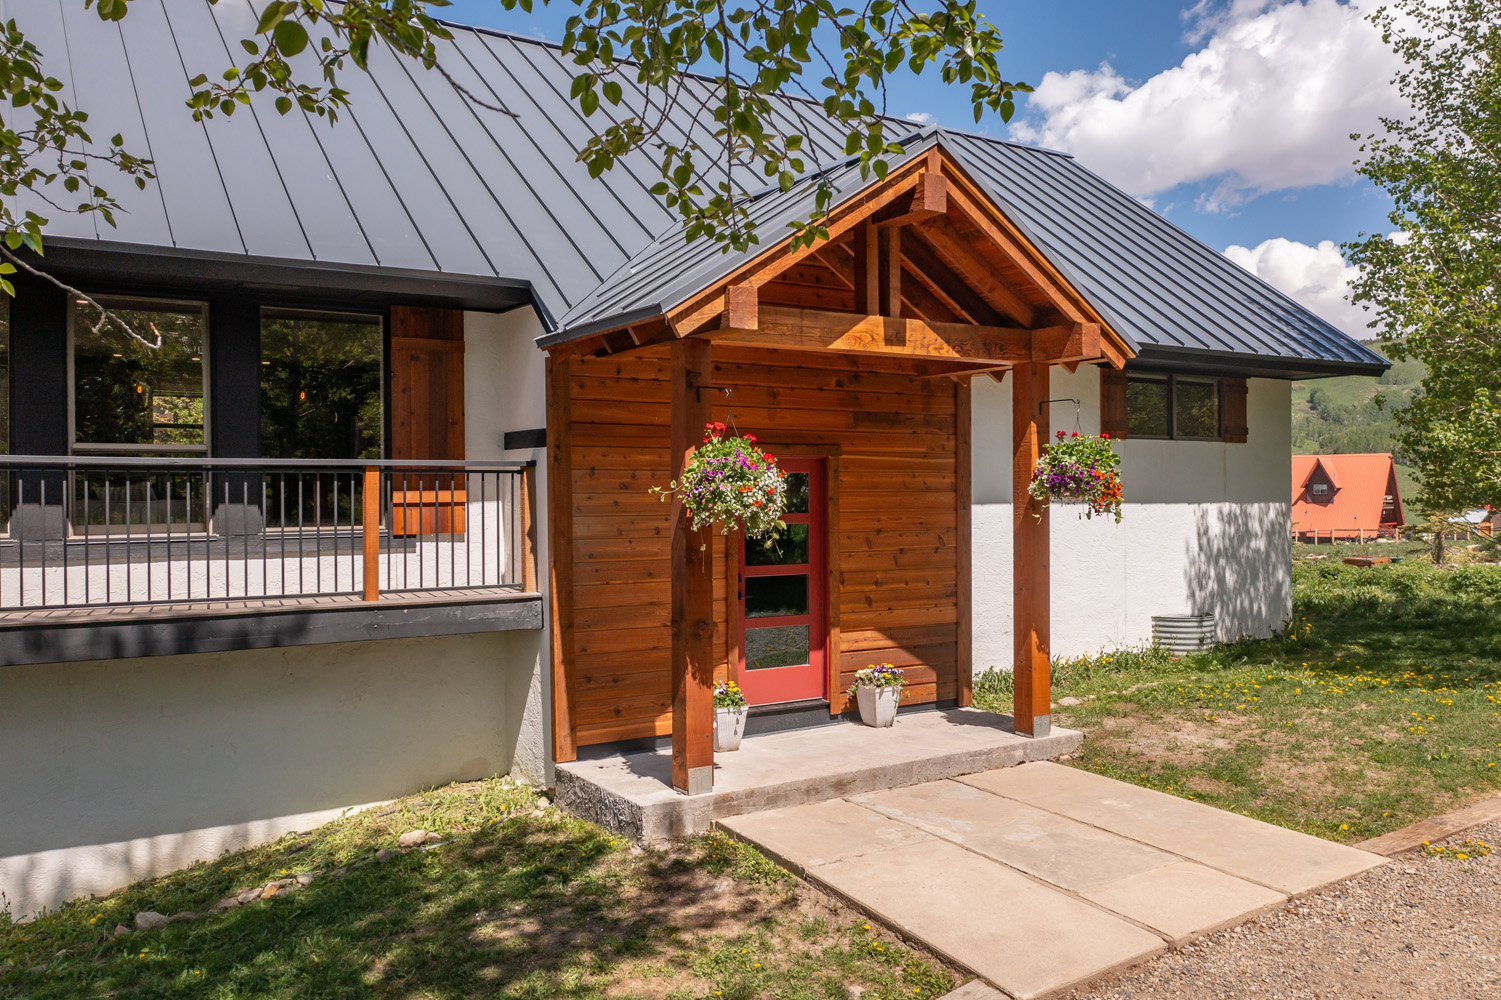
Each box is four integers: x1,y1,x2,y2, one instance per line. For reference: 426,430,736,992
1120,373,1225,441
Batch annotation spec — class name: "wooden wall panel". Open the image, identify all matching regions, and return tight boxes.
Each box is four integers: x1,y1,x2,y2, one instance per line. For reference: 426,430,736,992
566,345,961,747
390,305,465,461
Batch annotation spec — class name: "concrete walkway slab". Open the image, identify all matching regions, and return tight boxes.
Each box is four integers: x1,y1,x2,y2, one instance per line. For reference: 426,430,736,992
811,838,1166,1000
851,780,1179,892
720,798,935,868
959,762,1386,895
1078,861,1285,944
722,760,1387,998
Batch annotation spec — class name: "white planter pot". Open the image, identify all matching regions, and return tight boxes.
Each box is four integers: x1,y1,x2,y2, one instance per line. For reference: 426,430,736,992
855,685,901,728
714,706,748,752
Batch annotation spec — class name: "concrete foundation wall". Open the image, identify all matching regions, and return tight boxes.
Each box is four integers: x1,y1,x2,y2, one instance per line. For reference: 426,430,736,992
0,630,542,920
971,368,1292,672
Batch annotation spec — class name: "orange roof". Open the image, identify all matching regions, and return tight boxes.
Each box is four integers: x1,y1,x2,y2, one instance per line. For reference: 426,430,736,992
1291,453,1405,533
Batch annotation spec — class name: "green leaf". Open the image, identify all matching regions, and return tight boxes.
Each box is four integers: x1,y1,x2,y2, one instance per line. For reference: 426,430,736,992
273,20,310,57
275,96,293,115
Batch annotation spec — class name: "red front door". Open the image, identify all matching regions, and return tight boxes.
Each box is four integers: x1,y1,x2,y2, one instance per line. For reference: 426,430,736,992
737,459,827,705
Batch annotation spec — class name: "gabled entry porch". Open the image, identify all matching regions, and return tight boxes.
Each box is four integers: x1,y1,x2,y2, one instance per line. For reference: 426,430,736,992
542,136,1136,794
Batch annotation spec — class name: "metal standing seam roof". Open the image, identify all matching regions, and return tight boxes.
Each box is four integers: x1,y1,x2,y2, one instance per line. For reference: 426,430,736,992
15,0,1387,376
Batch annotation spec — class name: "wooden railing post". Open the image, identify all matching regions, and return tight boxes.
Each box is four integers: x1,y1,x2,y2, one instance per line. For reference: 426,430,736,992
362,465,380,601
520,463,538,593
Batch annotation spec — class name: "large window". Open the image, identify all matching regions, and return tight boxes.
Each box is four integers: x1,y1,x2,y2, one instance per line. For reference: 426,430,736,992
260,309,383,459
71,297,208,453
1126,374,1221,440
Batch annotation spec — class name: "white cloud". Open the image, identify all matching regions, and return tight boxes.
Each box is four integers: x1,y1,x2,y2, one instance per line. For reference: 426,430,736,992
905,112,935,124
1224,237,1375,337
1010,0,1406,209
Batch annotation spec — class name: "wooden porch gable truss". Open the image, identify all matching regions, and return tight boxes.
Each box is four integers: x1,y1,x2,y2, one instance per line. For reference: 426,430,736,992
550,148,1133,374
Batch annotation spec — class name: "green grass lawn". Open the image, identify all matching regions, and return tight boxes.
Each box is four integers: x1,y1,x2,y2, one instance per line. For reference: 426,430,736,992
0,778,957,999
979,554,1501,844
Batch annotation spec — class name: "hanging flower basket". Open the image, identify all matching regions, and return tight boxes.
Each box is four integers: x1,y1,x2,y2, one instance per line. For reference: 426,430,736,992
650,422,788,538
1029,431,1124,523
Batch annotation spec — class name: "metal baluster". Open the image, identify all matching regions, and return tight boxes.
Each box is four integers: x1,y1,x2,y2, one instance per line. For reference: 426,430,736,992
297,474,305,596
315,476,322,595
104,477,111,607
279,475,287,598
16,478,25,608
166,478,173,603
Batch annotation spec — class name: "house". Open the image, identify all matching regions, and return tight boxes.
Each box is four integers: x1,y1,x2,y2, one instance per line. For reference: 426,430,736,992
0,1,1387,918
1291,454,1406,541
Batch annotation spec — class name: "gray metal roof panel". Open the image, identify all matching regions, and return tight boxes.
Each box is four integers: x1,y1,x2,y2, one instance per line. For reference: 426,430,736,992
17,0,1383,374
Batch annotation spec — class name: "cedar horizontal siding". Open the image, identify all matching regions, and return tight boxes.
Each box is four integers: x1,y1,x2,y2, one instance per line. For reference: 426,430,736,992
566,345,959,745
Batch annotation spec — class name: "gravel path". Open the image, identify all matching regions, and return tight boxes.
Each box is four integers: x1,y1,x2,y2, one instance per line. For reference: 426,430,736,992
1063,821,1501,1000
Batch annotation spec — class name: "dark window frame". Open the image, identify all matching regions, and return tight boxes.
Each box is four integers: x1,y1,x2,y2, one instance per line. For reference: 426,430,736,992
1125,373,1223,441
67,294,211,456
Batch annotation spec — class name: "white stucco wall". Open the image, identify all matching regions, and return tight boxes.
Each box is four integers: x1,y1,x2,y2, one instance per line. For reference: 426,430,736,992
465,306,552,788
0,306,555,922
972,367,1292,672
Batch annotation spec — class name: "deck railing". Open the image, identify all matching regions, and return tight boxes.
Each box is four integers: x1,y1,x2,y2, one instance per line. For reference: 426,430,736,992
0,456,537,611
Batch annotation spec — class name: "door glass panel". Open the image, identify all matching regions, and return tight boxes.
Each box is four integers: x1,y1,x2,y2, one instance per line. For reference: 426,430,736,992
745,522,809,566
784,472,809,514
745,575,809,618
745,625,810,670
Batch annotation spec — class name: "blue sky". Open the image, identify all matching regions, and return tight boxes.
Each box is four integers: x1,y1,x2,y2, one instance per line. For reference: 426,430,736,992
442,0,1403,337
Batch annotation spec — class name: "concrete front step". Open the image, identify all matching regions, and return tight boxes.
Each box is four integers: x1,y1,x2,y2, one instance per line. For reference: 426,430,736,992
555,708,1081,841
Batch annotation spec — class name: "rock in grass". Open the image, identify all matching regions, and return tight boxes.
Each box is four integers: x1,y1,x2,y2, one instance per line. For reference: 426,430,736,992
168,912,199,923
296,873,315,886
113,925,131,937
375,848,400,862
134,911,169,931
1059,696,1084,707
237,887,263,904
397,830,429,849
214,897,241,911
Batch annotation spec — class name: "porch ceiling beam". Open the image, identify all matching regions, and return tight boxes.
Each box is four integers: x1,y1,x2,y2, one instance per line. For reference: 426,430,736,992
912,221,1039,328
1031,322,1101,364
715,305,1030,362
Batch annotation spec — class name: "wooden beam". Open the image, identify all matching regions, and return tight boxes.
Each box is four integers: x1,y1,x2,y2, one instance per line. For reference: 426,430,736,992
716,306,1030,363
913,221,1038,328
956,377,973,708
723,282,759,330
1012,361,1051,738
900,235,1003,326
546,355,578,763
878,226,901,317
852,220,879,315
875,172,949,229
1031,322,1102,364
944,182,1091,325
670,337,716,794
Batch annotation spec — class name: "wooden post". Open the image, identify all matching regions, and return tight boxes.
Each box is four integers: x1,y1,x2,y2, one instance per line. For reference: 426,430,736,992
956,377,973,707
520,463,538,593
1012,362,1051,737
671,337,716,795
547,356,578,764
362,465,380,602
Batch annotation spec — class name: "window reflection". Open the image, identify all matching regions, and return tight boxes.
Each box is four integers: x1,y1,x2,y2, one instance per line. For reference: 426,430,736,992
72,297,207,451
260,309,382,459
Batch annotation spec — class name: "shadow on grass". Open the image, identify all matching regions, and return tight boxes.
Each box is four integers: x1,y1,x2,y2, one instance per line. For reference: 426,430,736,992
4,817,792,1000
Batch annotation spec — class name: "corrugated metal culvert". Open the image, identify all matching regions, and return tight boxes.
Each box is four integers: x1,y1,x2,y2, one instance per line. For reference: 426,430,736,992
1152,614,1217,653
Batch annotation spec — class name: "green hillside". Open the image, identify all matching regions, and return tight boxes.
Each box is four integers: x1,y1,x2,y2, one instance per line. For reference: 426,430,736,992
1291,346,1425,504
